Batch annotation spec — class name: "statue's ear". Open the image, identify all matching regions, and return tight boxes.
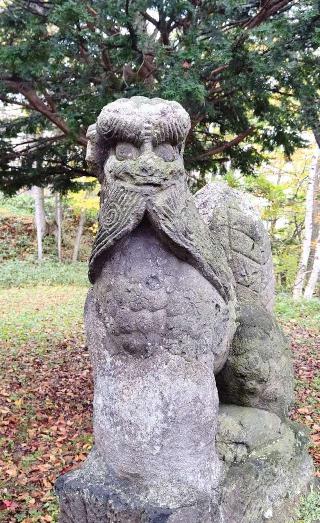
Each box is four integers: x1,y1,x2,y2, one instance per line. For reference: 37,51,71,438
86,124,107,182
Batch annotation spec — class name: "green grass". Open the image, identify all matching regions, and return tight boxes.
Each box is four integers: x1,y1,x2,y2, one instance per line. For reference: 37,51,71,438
0,260,89,288
275,293,320,330
293,487,320,523
0,285,87,354
0,193,35,217
0,261,88,353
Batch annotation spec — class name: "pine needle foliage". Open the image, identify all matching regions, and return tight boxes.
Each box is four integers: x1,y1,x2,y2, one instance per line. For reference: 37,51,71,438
0,0,319,193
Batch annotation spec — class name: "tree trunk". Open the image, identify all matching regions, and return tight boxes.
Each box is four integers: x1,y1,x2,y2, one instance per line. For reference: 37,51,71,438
292,151,320,298
307,152,320,276
32,186,47,261
55,192,62,262
304,228,320,299
72,211,86,262
313,127,320,149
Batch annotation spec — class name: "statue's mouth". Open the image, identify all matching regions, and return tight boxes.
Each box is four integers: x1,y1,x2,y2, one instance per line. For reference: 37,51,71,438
115,170,168,186
135,174,164,186
109,158,185,188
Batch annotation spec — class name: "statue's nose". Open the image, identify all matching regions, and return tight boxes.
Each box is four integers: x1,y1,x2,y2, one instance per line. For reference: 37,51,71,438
139,157,158,177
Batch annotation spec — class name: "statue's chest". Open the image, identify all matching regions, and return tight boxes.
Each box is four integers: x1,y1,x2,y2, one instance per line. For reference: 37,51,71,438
94,221,231,367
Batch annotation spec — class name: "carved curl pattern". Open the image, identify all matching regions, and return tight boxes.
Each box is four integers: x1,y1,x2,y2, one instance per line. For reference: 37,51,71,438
89,184,146,283
85,97,191,180
96,97,191,147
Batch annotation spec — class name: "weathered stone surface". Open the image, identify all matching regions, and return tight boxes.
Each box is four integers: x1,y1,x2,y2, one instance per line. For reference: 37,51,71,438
217,404,283,462
56,97,237,521
85,221,228,508
217,405,314,523
216,300,294,417
56,404,313,523
195,182,294,417
89,219,233,368
56,454,218,522
55,98,313,522
195,181,275,311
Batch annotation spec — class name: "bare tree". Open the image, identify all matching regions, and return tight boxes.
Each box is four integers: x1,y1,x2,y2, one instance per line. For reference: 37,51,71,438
304,228,320,299
72,210,86,262
32,185,47,261
55,192,62,262
292,151,320,299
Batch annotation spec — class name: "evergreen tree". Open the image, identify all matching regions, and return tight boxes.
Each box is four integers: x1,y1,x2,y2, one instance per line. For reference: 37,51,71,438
0,0,319,194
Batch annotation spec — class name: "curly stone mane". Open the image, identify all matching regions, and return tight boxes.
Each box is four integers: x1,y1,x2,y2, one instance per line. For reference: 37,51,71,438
85,97,191,180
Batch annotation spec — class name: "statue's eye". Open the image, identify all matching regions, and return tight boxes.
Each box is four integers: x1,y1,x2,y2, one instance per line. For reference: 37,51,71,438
154,143,177,162
115,142,139,161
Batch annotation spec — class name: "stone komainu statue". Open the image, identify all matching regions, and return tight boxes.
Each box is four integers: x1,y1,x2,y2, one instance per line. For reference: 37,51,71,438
56,97,313,523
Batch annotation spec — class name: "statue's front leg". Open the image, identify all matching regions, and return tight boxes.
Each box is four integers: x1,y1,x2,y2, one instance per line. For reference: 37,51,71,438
216,299,294,418
56,287,224,522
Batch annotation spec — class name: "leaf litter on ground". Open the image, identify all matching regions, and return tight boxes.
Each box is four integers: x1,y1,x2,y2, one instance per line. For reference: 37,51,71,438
0,287,319,522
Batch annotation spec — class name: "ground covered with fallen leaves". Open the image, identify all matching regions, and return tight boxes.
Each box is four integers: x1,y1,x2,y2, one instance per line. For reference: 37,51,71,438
0,281,319,522
275,297,320,479
0,285,90,522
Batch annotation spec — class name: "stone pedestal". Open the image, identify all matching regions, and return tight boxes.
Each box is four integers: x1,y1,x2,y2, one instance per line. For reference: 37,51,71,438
218,405,314,523
56,404,313,522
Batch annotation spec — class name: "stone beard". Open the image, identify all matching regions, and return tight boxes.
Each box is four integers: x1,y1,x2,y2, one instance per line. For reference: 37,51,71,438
88,98,234,305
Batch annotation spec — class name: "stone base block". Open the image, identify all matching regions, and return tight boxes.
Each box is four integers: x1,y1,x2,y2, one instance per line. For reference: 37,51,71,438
217,405,314,523
55,451,217,523
56,405,314,523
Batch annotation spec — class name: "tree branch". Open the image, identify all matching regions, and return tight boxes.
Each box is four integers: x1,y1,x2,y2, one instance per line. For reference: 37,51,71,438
15,0,52,17
86,5,98,17
194,127,254,160
158,8,170,46
12,135,64,149
0,95,33,110
125,0,141,53
4,135,65,160
139,11,159,27
313,129,320,149
204,3,295,80
208,64,229,79
2,79,87,146
243,0,295,30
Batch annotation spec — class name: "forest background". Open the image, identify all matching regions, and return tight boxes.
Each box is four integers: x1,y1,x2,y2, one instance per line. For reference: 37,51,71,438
0,0,319,296
0,1,319,522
